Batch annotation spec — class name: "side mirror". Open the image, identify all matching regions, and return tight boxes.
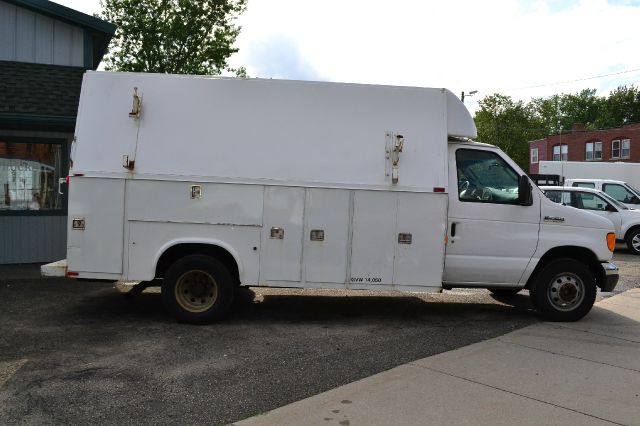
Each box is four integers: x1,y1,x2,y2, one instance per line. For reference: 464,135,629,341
518,175,533,206
605,204,617,212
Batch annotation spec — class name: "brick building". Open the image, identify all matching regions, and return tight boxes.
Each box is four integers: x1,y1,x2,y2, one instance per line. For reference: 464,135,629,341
528,123,640,174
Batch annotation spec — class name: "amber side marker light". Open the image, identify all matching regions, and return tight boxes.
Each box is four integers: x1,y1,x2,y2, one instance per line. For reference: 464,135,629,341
607,233,616,252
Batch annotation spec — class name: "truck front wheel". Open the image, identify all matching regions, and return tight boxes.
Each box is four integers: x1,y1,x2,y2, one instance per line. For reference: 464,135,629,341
530,258,596,322
162,255,234,324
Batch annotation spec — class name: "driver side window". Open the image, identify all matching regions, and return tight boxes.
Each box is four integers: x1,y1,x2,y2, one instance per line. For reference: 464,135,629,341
572,192,609,211
456,149,520,205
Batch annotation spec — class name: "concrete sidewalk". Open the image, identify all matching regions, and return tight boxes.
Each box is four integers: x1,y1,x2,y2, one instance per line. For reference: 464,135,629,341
237,289,640,426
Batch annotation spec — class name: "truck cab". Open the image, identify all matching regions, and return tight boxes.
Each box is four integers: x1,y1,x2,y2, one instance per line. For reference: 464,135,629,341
444,140,618,321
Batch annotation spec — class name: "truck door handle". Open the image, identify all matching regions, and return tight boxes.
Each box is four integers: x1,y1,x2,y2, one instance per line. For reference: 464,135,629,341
58,177,66,195
451,223,456,237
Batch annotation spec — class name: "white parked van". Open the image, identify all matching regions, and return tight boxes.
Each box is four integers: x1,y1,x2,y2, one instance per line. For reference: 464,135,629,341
539,160,640,190
564,178,640,209
43,72,618,323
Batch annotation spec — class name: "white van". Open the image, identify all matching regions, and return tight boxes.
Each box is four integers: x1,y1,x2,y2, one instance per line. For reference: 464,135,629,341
539,160,640,191
565,178,640,209
43,72,618,323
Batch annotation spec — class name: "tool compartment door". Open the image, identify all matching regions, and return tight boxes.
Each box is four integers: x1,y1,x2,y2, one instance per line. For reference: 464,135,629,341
260,186,305,282
67,177,125,274
303,188,351,283
393,192,447,287
350,191,446,288
350,191,396,285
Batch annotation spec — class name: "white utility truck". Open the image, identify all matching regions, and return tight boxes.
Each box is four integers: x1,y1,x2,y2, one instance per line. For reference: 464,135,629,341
43,72,619,323
539,160,640,190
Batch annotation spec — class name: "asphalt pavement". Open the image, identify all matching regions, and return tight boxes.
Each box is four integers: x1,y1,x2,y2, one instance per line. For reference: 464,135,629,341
0,250,638,425
238,289,640,426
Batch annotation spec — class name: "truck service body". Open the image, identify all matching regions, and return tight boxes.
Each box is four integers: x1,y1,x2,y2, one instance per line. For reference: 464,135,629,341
44,72,619,323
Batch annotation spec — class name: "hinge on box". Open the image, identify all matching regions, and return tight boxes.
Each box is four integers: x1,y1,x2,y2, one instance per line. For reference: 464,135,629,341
129,87,142,119
385,132,405,184
122,154,135,170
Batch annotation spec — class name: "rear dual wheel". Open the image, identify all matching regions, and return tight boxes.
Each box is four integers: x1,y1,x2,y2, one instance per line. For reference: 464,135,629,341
162,255,234,324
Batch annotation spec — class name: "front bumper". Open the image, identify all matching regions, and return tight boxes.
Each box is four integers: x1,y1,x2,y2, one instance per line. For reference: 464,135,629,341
599,262,619,292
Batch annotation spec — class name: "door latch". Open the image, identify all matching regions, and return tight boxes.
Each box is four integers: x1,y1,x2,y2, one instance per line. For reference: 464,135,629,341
270,227,284,239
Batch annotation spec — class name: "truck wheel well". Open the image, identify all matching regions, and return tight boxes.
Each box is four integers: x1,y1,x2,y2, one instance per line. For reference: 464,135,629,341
526,246,603,290
155,244,240,286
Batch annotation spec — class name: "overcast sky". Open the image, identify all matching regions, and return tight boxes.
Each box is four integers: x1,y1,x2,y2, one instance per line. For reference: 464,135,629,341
53,0,640,113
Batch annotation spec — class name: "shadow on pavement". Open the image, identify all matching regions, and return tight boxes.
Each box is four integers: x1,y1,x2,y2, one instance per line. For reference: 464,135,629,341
64,286,538,326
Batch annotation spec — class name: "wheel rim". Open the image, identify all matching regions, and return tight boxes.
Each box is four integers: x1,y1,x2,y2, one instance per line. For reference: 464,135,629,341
174,270,218,313
547,272,585,312
632,234,640,251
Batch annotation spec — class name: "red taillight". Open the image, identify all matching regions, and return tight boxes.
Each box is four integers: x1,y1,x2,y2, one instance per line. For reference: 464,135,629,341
67,271,79,277
66,175,70,184
434,187,446,193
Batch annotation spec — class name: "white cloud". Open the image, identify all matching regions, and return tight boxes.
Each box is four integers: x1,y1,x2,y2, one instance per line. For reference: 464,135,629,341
230,0,640,112
52,0,640,113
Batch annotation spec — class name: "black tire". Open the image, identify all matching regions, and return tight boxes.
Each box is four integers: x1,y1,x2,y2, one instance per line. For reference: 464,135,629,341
489,288,521,296
625,228,640,255
530,258,596,322
162,255,234,324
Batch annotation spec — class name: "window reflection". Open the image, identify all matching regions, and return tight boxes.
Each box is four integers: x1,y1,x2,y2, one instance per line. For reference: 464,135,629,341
0,141,64,211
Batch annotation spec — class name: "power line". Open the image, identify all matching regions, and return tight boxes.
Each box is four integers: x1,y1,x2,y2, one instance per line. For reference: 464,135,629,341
506,67,640,92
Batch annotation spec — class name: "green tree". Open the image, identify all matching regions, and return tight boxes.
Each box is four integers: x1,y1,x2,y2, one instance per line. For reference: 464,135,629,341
529,95,560,135
100,0,247,75
557,89,602,131
530,89,603,133
597,85,640,128
474,94,544,170
474,86,640,170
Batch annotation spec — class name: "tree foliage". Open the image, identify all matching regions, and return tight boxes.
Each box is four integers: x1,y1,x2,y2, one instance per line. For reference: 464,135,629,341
475,94,542,168
100,0,247,75
474,86,640,170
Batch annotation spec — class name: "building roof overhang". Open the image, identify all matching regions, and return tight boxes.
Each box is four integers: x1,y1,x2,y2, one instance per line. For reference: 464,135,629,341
4,0,116,69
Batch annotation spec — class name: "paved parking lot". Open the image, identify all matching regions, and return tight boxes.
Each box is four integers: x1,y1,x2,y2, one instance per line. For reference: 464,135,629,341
0,250,638,425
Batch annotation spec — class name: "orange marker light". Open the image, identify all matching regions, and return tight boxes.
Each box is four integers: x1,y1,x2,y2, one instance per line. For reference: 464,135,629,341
607,233,616,252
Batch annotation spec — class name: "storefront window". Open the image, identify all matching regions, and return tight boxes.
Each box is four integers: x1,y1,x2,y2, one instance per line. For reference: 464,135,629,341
0,139,66,212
